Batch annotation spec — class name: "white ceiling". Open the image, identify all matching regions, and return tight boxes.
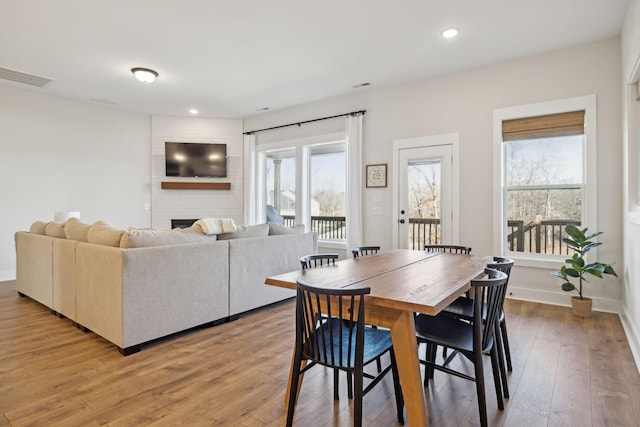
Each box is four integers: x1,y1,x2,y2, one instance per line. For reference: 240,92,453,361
0,0,629,119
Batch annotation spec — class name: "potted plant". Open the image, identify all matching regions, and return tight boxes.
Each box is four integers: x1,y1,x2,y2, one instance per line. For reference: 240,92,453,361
551,225,617,317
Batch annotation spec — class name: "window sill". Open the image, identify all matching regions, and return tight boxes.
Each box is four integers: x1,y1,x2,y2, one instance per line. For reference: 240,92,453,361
505,252,566,270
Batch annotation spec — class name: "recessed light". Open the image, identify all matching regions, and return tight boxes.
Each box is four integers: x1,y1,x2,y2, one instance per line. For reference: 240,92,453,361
131,67,158,83
441,28,459,39
189,109,199,115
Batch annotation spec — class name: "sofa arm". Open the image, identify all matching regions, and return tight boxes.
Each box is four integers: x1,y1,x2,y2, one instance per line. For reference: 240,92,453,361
15,231,54,308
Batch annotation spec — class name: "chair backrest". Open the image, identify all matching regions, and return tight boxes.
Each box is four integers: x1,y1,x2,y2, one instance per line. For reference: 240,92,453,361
351,246,381,258
299,253,339,270
295,281,370,369
470,268,508,353
424,244,472,254
487,256,514,311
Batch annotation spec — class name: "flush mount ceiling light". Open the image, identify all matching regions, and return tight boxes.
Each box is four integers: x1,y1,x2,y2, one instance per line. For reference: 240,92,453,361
189,109,199,115
441,28,459,39
131,67,158,83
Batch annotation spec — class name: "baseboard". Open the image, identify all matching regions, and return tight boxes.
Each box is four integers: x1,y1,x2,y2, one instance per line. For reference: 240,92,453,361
0,269,16,282
620,308,640,375
506,286,621,313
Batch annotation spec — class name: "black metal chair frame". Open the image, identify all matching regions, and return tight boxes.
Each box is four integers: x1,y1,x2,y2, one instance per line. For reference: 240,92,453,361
351,245,381,258
424,244,472,254
299,253,339,270
415,268,508,427
286,281,404,427
440,257,514,397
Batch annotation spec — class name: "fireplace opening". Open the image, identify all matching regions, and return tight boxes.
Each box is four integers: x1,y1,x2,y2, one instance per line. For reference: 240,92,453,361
171,219,198,229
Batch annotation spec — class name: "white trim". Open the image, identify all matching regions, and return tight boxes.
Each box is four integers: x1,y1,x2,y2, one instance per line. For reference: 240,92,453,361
506,288,620,314
493,95,597,263
392,133,459,249
620,307,640,375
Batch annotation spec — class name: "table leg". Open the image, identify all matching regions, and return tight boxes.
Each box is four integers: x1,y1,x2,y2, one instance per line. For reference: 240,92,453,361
390,310,429,426
284,342,306,407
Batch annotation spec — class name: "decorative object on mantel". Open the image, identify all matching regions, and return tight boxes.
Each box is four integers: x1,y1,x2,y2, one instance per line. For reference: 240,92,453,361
366,164,387,188
161,182,231,190
54,210,80,223
551,225,617,317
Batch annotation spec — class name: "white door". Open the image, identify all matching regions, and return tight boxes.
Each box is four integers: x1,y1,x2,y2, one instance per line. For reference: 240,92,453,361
396,144,454,249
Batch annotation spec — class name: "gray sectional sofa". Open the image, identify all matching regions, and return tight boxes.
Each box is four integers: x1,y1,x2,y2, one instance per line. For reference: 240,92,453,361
15,220,316,355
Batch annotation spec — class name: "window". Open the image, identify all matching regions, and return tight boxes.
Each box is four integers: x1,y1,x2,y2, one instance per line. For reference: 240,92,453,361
493,96,596,265
259,134,347,243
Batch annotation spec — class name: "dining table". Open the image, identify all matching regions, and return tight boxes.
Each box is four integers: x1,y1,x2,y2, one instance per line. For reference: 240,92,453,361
265,249,492,426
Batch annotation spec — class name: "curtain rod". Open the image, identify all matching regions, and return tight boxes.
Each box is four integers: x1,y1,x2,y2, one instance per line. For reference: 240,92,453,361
243,109,366,135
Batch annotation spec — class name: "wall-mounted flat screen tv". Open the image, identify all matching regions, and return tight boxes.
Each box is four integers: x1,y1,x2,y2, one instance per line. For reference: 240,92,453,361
165,142,227,178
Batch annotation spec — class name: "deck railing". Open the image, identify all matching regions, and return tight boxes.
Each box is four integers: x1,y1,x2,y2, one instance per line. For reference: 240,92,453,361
506,219,581,255
282,214,580,254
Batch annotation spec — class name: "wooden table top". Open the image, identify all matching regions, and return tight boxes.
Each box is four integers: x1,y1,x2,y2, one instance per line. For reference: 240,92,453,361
265,249,491,316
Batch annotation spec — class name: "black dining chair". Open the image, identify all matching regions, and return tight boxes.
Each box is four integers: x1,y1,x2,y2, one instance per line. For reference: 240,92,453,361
440,257,515,397
424,244,472,254
351,245,381,258
299,253,339,269
286,281,404,427
415,268,508,427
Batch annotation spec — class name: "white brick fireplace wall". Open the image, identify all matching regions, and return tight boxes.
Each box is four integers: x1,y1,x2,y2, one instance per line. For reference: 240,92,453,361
151,116,244,230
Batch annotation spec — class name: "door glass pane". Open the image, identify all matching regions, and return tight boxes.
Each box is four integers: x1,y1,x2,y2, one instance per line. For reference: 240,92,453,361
266,150,295,225
407,160,441,249
310,145,346,240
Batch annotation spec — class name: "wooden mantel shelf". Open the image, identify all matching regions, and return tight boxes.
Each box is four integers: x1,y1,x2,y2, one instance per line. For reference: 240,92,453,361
161,182,231,190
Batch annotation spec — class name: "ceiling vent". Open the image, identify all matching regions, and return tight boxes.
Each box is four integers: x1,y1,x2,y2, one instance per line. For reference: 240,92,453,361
0,66,53,87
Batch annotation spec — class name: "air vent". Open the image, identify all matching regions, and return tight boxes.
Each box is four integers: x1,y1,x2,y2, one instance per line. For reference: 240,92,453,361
0,66,53,87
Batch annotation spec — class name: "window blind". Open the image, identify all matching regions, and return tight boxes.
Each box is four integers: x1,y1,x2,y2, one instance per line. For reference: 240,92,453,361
502,110,585,141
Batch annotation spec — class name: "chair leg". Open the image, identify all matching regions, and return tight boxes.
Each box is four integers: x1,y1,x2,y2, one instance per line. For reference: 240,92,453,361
473,348,488,427
333,368,340,400
494,323,509,398
490,345,505,410
390,349,405,425
500,318,513,372
286,350,304,427
347,371,353,399
353,365,364,427
429,343,437,379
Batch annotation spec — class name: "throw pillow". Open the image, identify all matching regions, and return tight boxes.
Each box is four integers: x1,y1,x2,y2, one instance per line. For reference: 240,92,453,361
64,217,90,242
87,221,124,247
44,222,66,238
29,221,47,235
268,223,305,235
217,223,270,240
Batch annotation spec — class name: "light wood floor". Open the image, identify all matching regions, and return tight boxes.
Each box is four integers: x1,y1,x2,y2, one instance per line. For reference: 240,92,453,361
1,280,639,427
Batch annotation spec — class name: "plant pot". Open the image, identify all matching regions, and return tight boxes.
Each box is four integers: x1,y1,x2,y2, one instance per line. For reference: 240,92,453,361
571,296,592,318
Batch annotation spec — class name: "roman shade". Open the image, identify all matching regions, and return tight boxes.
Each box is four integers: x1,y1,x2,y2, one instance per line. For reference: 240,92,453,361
502,110,585,141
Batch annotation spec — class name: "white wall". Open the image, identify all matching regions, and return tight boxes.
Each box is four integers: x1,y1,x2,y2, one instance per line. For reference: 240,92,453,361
621,0,640,370
245,37,624,311
0,85,151,280
150,116,244,229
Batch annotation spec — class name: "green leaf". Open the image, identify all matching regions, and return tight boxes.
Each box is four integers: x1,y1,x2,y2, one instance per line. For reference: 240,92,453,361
603,264,618,277
584,231,603,241
561,282,576,292
565,268,580,278
565,225,585,241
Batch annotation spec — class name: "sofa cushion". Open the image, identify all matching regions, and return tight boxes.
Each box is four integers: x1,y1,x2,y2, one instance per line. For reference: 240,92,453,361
29,221,48,235
217,223,270,240
44,222,66,238
64,217,90,242
268,223,305,235
87,221,124,247
120,228,216,248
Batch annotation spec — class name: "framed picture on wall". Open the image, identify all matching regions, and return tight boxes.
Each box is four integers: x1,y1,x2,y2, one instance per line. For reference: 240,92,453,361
366,164,387,188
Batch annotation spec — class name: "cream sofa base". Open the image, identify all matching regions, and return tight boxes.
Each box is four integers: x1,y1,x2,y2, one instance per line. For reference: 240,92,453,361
15,230,315,355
